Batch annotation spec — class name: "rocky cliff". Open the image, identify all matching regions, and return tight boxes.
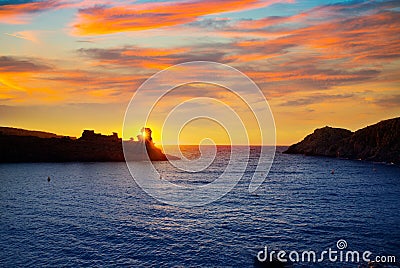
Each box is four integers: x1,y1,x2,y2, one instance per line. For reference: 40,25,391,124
0,127,66,139
0,127,170,162
284,117,400,164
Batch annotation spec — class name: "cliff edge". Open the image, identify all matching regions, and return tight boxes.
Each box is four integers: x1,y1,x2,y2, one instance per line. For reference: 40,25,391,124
283,117,400,164
0,127,170,162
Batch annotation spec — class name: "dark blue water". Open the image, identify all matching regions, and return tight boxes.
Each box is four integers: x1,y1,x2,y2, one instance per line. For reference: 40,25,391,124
1,147,399,267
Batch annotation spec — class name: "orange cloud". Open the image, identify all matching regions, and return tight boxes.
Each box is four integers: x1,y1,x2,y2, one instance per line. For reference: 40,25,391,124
223,7,400,90
73,5,400,97
0,0,106,24
72,0,292,35
0,56,149,105
234,0,399,32
0,0,65,24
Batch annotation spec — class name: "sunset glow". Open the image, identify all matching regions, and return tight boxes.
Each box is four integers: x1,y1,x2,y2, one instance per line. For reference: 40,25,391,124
0,0,399,145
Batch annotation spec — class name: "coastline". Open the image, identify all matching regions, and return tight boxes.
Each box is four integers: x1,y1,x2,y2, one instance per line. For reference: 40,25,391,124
0,128,169,163
284,117,400,165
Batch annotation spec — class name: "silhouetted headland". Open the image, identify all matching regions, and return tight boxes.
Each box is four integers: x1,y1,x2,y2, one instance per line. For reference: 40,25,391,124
284,117,400,165
0,127,174,162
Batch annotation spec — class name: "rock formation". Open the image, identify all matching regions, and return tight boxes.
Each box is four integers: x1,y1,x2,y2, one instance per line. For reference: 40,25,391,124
0,127,170,162
284,117,400,164
124,127,169,161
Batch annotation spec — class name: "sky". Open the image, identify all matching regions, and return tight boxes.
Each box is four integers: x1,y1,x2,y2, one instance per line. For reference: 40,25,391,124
0,0,399,145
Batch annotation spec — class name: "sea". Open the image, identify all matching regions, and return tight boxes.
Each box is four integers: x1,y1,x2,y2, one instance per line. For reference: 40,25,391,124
1,146,399,267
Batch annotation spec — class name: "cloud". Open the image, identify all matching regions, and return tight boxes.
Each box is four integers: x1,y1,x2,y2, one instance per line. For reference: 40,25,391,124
0,0,65,24
76,40,95,43
228,10,400,62
71,0,398,97
0,55,144,104
280,93,354,107
184,0,400,66
372,94,400,107
245,67,380,90
207,2,400,93
186,18,232,30
78,45,231,69
1,0,398,107
75,34,385,95
4,31,42,43
72,0,292,35
228,0,400,34
0,0,107,24
0,56,51,72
